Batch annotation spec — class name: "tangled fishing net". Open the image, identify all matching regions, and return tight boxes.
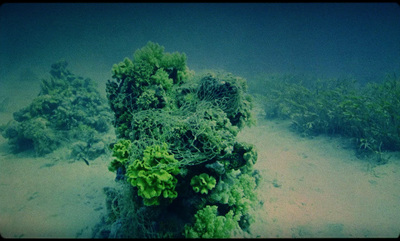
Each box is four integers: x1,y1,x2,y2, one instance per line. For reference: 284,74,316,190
94,42,261,238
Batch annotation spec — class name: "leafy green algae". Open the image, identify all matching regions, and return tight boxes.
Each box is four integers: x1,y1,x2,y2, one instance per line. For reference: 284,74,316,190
96,42,261,238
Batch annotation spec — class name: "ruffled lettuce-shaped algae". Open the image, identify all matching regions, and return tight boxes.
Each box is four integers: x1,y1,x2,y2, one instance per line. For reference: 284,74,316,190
126,143,180,206
190,173,217,195
97,42,261,239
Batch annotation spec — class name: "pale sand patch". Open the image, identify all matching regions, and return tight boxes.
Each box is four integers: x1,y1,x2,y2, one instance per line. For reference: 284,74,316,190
0,134,117,238
238,118,400,238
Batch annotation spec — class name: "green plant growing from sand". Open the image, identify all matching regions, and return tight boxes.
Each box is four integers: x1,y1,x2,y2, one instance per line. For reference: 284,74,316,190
252,72,400,162
1,60,112,159
95,42,260,238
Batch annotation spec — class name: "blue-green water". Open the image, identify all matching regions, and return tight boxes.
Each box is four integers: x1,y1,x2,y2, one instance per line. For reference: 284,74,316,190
1,3,400,86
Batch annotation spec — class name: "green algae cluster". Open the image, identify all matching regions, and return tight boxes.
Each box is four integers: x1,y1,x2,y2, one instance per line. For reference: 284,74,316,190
97,42,261,238
126,143,180,206
108,139,132,173
106,41,193,139
184,205,241,238
1,60,112,159
190,173,216,195
251,73,400,163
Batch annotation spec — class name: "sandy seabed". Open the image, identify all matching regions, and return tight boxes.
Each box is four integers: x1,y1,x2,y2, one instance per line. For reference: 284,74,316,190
0,103,400,238
238,117,400,238
0,133,117,238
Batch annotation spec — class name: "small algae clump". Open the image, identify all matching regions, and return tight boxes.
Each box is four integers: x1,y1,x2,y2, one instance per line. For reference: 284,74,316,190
210,170,259,218
184,205,241,238
108,139,132,174
190,173,217,195
94,42,261,239
1,60,112,159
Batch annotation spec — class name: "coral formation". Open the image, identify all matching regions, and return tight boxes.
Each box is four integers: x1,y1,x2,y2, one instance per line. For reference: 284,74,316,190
1,60,112,158
95,42,260,238
106,41,194,139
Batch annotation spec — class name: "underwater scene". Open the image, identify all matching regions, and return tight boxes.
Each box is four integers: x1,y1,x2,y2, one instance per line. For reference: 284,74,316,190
0,3,400,238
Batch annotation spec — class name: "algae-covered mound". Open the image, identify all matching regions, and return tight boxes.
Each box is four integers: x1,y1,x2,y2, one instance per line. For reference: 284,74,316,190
94,42,261,238
1,60,112,159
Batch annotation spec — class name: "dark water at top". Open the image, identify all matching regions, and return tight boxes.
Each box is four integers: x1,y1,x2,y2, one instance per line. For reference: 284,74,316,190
1,3,400,89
